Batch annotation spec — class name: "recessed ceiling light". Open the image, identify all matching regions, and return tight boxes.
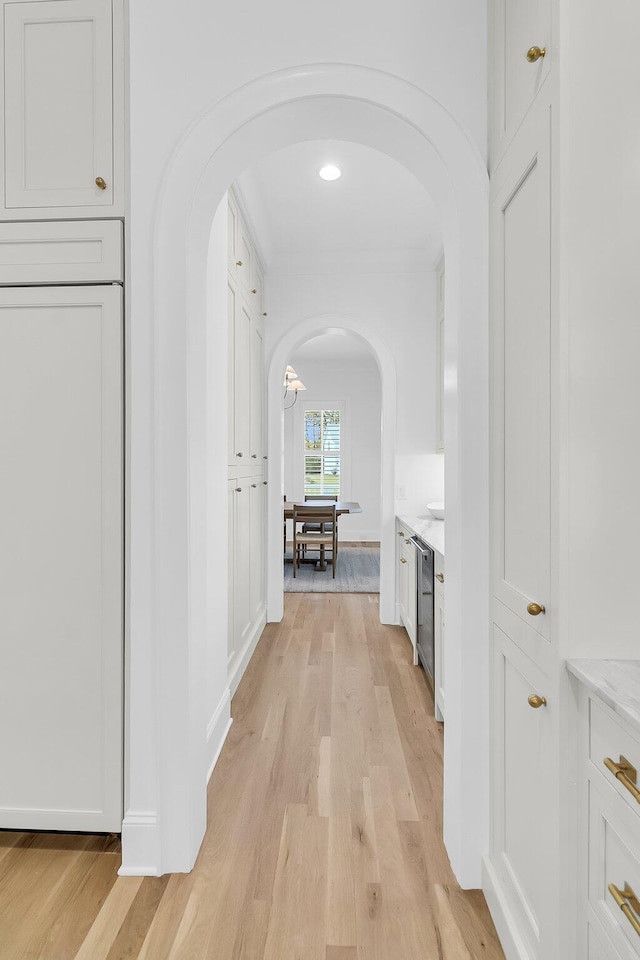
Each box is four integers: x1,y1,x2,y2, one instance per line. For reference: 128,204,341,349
318,164,341,181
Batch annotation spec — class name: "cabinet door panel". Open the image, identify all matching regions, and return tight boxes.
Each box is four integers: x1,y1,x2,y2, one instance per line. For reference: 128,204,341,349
491,0,551,164
3,0,114,211
227,282,236,466
0,285,122,831
492,107,550,639
250,482,265,624
250,320,264,463
492,625,553,958
233,483,251,657
233,300,251,461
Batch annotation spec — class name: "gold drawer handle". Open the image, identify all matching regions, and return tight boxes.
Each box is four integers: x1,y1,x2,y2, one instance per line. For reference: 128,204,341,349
609,882,640,937
604,756,640,802
436,572,445,583
95,176,107,190
400,557,407,564
527,602,545,616
526,46,546,63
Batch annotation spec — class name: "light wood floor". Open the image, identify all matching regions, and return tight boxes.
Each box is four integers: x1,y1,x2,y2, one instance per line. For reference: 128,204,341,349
0,593,504,959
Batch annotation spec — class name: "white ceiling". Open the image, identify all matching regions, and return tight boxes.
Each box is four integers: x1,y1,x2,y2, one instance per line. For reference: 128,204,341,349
291,331,377,364
234,140,442,271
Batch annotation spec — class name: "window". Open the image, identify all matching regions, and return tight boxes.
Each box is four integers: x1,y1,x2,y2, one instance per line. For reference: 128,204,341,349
303,407,342,497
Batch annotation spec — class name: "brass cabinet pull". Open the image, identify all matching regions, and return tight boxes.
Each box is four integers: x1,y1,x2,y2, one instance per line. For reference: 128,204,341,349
400,557,407,564
251,453,257,458
263,481,268,485
236,452,243,457
236,260,243,266
526,46,546,62
528,694,547,708
398,531,404,537
604,756,640,802
436,572,445,583
263,455,268,460
251,483,257,488
262,312,268,317
251,289,257,294
609,882,640,937
95,176,107,190
527,602,545,616
405,539,411,544
235,487,242,493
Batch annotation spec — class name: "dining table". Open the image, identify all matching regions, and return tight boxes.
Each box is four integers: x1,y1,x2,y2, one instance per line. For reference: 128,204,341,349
284,500,362,571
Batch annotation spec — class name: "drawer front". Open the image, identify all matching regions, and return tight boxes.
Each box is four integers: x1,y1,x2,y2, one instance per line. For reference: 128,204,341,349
590,697,640,817
589,781,640,958
0,220,122,284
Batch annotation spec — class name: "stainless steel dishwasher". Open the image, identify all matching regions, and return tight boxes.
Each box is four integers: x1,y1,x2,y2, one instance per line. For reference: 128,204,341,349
411,536,435,689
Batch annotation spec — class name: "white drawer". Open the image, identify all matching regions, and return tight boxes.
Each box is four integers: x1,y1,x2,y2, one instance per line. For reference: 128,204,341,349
589,781,640,958
590,697,640,817
0,221,122,284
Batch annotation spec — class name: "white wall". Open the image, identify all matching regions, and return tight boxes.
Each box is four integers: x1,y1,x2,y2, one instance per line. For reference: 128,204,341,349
284,356,382,540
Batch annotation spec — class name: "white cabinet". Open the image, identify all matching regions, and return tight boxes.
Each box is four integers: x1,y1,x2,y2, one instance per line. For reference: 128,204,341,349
434,552,445,721
0,283,123,831
226,190,267,694
435,257,445,453
491,104,551,643
0,0,124,219
489,0,551,167
574,679,640,960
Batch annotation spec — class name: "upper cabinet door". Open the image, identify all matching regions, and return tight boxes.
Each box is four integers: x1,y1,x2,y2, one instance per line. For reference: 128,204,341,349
490,0,551,169
491,106,551,642
2,0,121,217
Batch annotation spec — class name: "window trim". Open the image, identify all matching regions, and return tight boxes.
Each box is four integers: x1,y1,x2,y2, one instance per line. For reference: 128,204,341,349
295,399,349,501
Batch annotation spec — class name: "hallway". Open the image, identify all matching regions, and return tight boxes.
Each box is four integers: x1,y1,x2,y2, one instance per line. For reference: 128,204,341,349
0,594,503,959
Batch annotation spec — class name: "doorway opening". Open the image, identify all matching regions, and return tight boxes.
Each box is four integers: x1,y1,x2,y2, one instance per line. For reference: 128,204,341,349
125,66,489,887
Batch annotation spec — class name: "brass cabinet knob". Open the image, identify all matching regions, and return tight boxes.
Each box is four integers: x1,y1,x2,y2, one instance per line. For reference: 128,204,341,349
405,539,411,544
95,176,107,190
235,487,242,493
263,481,268,485
236,452,243,457
251,453,257,458
263,455,268,460
262,312,268,317
251,289,257,294
400,557,407,564
236,260,243,267
526,45,546,62
398,531,404,537
527,602,546,616
436,572,445,583
528,694,547,709
251,483,257,488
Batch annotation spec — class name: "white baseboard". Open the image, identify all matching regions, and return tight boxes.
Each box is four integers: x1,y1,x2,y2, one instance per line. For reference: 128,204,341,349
207,688,232,783
119,811,162,876
228,606,266,698
482,856,533,960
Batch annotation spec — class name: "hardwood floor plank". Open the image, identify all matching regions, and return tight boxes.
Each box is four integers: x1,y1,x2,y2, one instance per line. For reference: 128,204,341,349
1,593,504,960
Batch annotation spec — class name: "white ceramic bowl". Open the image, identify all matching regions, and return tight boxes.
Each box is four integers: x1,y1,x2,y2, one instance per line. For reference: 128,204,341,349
427,501,444,520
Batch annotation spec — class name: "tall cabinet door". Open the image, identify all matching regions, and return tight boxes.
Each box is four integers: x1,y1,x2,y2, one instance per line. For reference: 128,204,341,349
0,284,123,831
491,106,551,641
250,320,264,463
2,0,116,214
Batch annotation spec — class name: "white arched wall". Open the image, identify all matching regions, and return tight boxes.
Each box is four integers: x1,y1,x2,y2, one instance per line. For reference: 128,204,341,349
267,316,396,625
124,64,489,888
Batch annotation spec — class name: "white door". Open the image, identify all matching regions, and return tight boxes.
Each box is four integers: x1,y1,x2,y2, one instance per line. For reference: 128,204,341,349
492,625,554,959
2,0,115,213
231,481,251,674
250,319,264,463
227,281,237,467
491,106,551,641
233,301,251,464
0,284,123,831
490,0,551,163
249,481,266,624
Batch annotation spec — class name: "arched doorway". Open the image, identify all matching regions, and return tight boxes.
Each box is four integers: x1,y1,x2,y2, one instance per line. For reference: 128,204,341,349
269,316,396,623
124,64,489,888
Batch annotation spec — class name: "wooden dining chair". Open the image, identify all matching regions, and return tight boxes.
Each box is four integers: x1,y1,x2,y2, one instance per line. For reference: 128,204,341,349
302,494,338,559
292,503,337,578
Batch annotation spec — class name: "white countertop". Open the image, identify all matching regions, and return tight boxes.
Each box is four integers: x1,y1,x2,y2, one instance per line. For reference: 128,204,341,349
567,659,640,735
396,514,445,557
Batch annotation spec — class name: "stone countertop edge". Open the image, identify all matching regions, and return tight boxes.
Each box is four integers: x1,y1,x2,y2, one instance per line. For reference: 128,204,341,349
396,514,445,557
567,659,640,735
